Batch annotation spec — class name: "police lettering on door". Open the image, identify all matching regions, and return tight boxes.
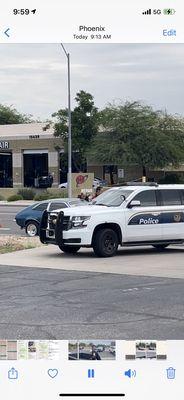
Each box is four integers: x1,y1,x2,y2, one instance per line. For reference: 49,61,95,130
139,217,159,225
128,213,161,225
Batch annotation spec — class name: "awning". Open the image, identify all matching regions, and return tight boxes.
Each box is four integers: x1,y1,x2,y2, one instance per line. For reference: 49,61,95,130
23,149,48,155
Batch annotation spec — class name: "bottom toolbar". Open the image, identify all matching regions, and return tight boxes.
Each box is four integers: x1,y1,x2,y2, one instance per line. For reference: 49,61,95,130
0,340,182,399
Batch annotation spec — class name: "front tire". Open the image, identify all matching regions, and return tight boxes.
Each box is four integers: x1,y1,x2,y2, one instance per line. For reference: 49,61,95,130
58,244,81,254
93,228,118,257
25,221,39,237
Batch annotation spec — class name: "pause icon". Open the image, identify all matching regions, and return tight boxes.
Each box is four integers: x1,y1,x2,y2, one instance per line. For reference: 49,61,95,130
142,9,151,15
88,369,95,378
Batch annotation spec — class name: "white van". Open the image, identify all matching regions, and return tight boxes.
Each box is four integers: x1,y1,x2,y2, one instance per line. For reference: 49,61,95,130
40,183,184,257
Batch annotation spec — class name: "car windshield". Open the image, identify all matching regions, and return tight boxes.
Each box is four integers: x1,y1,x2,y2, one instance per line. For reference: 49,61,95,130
93,189,134,207
69,200,88,207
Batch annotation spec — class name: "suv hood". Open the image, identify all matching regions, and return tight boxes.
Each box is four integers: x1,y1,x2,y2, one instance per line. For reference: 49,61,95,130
50,205,109,216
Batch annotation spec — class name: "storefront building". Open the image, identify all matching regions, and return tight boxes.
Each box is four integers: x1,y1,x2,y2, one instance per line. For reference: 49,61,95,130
1,122,184,189
0,123,63,188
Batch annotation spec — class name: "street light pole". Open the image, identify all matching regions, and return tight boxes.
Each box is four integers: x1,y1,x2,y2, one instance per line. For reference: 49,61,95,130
60,43,72,198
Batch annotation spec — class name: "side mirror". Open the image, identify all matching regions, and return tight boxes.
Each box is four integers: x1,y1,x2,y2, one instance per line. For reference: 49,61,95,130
128,200,141,208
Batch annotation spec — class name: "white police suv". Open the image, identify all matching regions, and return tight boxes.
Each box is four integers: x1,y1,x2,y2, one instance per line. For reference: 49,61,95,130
39,183,184,257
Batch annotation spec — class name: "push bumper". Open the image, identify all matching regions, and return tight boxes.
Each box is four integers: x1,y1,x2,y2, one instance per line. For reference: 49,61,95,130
40,210,64,246
39,210,92,246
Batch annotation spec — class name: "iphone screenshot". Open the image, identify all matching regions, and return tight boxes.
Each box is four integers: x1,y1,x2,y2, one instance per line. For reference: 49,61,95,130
0,0,183,398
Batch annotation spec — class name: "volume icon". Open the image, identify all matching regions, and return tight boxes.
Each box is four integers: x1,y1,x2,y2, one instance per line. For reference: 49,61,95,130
142,9,152,15
124,369,136,378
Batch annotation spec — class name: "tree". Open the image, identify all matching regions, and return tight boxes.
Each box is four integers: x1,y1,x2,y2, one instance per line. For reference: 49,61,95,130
0,104,32,125
90,101,184,177
53,90,99,171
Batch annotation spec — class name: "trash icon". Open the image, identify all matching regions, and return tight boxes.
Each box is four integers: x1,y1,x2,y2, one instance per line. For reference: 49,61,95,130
166,367,176,380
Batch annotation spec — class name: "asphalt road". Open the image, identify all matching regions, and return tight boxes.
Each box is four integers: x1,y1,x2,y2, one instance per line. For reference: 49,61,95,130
0,263,184,339
0,205,26,236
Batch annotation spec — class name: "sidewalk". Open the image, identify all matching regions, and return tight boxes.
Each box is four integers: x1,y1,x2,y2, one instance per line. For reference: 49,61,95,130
0,244,184,279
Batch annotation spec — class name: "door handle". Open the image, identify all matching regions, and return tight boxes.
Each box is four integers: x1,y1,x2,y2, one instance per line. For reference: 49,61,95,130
152,213,161,216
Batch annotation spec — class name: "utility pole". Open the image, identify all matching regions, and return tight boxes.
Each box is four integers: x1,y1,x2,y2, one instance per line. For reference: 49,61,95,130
60,43,72,198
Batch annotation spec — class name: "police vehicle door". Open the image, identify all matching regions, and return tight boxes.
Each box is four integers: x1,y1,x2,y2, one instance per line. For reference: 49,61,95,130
158,189,184,240
125,189,162,242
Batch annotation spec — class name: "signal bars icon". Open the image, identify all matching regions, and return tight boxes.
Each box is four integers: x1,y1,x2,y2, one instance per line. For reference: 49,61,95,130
142,9,152,15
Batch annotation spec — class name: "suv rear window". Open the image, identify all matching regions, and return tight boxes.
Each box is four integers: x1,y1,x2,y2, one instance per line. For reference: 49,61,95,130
160,189,181,205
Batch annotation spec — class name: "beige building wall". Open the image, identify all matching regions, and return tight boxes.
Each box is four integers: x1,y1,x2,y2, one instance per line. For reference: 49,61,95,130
48,151,59,186
5,137,63,187
12,152,22,187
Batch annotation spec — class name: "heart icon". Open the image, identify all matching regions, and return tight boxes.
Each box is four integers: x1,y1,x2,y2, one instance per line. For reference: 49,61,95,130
47,369,58,378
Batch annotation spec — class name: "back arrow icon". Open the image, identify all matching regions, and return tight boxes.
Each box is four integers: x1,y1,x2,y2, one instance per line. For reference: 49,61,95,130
4,28,10,37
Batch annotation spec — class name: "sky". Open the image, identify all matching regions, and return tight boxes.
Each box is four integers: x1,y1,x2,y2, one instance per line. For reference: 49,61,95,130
0,43,184,120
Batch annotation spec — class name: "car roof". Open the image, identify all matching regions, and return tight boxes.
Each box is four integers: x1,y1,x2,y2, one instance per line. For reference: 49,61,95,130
35,198,82,204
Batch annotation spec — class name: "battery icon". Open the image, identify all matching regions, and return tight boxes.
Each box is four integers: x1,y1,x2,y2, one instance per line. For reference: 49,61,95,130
163,8,176,15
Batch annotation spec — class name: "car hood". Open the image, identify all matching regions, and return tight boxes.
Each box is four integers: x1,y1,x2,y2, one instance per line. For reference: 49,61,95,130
50,205,110,216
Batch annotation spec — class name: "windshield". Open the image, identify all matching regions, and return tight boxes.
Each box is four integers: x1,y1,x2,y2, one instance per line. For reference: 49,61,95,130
69,200,88,207
93,189,134,207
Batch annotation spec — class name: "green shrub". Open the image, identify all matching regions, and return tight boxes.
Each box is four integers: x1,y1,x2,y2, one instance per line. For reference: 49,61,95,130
0,194,4,201
17,188,36,200
34,189,67,201
34,192,51,201
48,190,67,199
7,194,23,202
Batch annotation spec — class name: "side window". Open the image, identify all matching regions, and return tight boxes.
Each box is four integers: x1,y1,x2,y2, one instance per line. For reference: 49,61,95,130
33,203,48,211
49,202,67,211
180,190,184,205
132,190,157,206
160,190,181,206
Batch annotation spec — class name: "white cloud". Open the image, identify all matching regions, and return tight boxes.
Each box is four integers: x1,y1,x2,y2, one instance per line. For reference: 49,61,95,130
0,44,184,118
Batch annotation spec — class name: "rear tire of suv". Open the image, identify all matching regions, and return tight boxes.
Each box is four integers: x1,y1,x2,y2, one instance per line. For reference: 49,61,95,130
152,244,169,251
93,228,118,257
58,245,81,254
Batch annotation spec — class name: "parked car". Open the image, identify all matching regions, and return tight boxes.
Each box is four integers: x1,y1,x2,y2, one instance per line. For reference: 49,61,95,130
96,346,104,352
59,177,107,189
15,198,87,237
109,346,116,355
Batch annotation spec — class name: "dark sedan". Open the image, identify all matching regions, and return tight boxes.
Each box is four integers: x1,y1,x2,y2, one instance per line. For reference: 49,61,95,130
15,198,87,237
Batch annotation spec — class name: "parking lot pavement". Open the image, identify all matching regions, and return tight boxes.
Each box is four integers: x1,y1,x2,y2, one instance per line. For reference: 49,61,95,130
1,245,184,340
0,244,184,279
0,265,184,339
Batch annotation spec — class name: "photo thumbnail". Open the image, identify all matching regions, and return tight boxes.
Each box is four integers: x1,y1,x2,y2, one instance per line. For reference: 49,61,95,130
125,340,167,360
68,340,116,360
0,340,60,360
